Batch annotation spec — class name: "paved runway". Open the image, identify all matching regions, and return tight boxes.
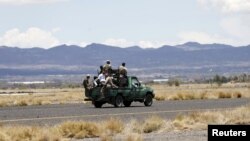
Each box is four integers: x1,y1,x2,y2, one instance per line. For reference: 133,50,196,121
0,98,249,125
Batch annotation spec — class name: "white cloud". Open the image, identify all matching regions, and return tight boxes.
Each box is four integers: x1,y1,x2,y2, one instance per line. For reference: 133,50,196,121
198,0,250,13
79,42,89,47
137,41,167,48
178,31,239,45
0,27,60,48
51,27,61,33
103,38,134,48
220,16,250,40
103,38,168,48
64,41,90,47
195,0,250,46
0,0,68,5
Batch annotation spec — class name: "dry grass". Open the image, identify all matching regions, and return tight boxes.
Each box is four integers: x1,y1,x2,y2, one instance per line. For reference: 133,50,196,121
172,105,250,130
103,117,124,135
123,116,165,134
217,91,232,98
0,126,61,141
151,83,249,101
154,94,165,101
59,121,100,139
126,133,143,141
0,101,8,107
56,117,124,139
0,88,84,107
100,135,113,141
143,116,164,133
0,83,249,107
127,120,141,134
0,105,249,140
232,91,242,98
0,117,124,140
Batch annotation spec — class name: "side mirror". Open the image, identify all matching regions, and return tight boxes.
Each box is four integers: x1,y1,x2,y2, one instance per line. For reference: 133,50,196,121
133,83,139,88
138,83,141,87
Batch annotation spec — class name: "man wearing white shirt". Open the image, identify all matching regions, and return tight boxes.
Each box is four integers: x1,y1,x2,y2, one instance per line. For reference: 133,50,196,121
95,71,106,98
97,71,106,85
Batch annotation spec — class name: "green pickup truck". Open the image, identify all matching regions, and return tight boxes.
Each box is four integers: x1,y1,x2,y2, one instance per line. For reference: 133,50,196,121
85,76,155,108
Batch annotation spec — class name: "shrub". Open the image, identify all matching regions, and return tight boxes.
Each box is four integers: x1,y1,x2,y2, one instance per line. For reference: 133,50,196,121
59,121,100,139
174,80,180,87
15,100,28,106
126,133,143,141
218,92,231,99
143,116,164,133
154,95,165,101
0,132,10,141
168,79,181,87
233,92,242,98
104,117,124,135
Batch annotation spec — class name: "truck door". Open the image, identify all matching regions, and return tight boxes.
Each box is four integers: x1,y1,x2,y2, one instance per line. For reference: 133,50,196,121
131,77,142,99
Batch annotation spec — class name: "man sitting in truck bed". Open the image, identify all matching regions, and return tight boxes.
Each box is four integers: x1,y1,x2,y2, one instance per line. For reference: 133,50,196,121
105,73,118,88
95,70,118,98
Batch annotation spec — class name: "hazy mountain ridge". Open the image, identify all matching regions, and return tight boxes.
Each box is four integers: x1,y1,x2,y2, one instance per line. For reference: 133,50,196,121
175,42,234,50
0,42,250,76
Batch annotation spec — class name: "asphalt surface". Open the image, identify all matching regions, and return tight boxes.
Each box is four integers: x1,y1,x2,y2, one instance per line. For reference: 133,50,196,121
0,98,249,125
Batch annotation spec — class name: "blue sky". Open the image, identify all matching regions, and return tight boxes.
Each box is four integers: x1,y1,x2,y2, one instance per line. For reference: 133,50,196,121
0,0,249,48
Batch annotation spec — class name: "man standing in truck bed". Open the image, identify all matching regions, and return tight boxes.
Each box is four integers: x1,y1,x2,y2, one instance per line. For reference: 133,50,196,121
118,62,128,87
103,60,112,74
119,62,127,76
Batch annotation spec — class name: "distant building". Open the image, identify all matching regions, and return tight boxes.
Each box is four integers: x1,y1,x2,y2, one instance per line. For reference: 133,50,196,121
153,79,169,83
8,81,45,84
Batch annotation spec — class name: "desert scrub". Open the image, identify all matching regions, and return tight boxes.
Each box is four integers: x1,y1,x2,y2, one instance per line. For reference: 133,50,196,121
0,88,84,107
171,105,250,130
126,133,143,141
154,94,165,101
217,91,232,98
0,105,249,140
0,126,61,141
103,117,124,135
143,116,164,133
59,121,100,139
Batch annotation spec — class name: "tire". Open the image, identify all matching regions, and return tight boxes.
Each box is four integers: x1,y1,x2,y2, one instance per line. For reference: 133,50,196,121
114,95,123,107
123,101,132,107
144,94,153,106
93,101,103,108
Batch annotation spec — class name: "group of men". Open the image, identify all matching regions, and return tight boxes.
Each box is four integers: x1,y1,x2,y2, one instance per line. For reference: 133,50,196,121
83,60,128,97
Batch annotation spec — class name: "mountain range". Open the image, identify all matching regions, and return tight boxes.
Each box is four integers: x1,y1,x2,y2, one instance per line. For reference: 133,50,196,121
0,42,250,77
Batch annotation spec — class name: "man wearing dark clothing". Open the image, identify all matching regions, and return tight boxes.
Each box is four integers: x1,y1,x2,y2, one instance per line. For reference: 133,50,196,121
98,65,103,75
118,62,128,87
83,74,92,97
118,62,127,76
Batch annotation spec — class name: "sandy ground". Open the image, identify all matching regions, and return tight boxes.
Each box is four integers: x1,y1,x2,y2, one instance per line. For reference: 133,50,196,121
80,130,207,141
142,130,207,141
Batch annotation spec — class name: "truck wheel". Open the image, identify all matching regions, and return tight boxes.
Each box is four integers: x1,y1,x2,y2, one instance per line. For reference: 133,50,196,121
114,95,123,107
123,101,132,107
144,94,153,106
93,101,103,108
